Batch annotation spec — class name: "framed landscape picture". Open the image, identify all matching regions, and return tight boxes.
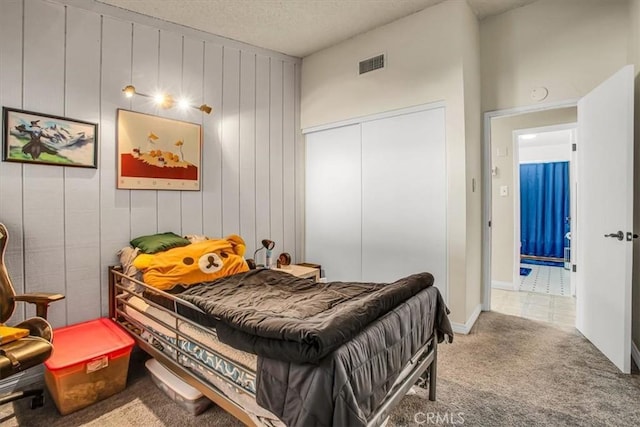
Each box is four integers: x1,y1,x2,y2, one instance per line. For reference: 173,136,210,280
116,109,201,191
3,107,98,168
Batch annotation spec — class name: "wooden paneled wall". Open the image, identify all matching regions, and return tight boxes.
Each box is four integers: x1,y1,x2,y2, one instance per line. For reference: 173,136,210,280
0,0,302,327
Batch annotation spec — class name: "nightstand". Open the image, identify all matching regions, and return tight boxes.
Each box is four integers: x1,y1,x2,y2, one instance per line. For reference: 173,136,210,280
273,264,320,281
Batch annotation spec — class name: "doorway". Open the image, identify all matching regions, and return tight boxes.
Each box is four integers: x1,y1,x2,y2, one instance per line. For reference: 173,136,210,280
482,66,635,374
483,104,578,329
491,124,577,329
514,125,575,297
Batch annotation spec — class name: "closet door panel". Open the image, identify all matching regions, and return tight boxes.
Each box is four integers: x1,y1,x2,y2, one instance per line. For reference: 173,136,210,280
361,108,446,295
305,125,361,281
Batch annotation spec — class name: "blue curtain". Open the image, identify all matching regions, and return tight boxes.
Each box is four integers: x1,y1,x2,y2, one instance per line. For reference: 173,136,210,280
520,162,570,259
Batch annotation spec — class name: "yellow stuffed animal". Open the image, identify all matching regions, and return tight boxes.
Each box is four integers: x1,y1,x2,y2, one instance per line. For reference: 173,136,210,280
133,234,249,290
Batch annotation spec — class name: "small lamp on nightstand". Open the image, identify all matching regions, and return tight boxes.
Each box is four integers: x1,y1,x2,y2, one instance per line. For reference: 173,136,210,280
251,239,275,268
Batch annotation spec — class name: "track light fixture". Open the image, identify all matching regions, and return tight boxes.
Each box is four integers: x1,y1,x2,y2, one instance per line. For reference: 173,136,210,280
122,85,212,114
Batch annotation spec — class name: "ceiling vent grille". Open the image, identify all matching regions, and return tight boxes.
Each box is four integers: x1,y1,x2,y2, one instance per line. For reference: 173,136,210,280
359,54,385,75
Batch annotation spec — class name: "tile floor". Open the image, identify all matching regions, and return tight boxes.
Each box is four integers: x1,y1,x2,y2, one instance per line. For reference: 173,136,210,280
493,264,575,329
519,264,571,296
491,288,576,329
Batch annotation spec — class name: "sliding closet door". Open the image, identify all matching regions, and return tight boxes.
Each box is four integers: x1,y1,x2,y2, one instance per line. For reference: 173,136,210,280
361,108,446,294
306,125,362,281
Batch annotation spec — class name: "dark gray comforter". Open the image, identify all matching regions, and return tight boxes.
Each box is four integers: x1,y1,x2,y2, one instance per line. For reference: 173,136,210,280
176,269,453,426
256,285,450,427
178,269,445,364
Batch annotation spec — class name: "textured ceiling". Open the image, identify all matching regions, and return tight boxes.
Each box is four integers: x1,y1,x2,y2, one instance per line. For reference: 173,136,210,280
97,0,538,57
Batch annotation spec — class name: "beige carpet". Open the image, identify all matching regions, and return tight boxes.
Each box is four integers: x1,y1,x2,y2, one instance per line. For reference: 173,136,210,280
2,312,640,426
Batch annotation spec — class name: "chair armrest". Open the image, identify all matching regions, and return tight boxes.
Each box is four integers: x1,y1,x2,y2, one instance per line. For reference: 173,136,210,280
12,293,65,319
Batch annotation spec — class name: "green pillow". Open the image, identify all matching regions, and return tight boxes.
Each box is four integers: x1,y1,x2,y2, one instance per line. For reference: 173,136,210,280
130,232,190,254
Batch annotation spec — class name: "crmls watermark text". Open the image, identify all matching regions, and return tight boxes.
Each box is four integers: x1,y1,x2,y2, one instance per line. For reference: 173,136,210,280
414,412,465,425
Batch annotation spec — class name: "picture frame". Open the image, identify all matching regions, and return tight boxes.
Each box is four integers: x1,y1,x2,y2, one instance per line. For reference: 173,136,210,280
116,109,202,191
3,107,98,168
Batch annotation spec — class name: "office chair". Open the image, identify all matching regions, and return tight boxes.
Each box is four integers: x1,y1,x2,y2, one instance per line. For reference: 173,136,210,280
0,223,64,409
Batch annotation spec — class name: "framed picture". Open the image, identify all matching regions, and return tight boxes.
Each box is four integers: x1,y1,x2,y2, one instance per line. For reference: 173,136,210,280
116,109,201,191
3,107,98,168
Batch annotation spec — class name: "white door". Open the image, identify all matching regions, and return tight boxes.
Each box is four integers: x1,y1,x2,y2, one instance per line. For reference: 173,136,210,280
360,108,447,297
306,124,362,281
304,104,447,293
576,65,634,373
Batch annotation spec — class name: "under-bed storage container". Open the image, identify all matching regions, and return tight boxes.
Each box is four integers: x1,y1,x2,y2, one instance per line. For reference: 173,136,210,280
145,358,212,415
44,318,135,415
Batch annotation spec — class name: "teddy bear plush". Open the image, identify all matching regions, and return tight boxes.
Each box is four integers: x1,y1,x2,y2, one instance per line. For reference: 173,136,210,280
133,234,249,290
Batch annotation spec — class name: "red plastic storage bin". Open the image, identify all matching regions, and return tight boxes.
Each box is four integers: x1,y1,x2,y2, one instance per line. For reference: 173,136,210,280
44,318,135,415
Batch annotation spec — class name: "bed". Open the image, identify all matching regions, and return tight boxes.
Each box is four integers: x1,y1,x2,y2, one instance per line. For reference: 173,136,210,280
108,241,452,427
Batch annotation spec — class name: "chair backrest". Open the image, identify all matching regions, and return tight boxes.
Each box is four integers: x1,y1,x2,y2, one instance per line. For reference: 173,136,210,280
0,223,16,324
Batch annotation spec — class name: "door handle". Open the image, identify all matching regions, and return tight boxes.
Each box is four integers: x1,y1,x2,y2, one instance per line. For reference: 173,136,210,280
604,231,624,241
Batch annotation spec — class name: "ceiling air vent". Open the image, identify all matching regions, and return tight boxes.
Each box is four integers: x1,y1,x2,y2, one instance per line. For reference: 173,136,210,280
359,54,385,75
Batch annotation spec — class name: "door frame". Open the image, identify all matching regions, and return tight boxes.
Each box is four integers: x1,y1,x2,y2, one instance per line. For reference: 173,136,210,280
482,99,578,310
511,123,577,294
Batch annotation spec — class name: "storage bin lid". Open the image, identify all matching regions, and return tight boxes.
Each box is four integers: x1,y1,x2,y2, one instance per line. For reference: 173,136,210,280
145,358,204,401
45,318,134,371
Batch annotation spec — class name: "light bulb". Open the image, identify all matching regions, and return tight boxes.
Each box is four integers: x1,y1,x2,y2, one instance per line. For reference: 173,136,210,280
122,85,136,98
154,93,166,105
178,98,191,110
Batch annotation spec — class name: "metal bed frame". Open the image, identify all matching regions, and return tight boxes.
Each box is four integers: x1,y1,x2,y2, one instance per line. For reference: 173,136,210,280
108,265,438,427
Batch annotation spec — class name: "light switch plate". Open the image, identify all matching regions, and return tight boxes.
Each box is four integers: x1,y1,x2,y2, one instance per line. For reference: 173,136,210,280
496,147,508,157
500,185,508,197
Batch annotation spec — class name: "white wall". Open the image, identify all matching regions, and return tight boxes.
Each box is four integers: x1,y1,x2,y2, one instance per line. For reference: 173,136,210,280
519,135,571,163
482,0,629,288
462,2,483,326
0,0,302,327
484,0,640,360
481,0,629,113
301,0,481,325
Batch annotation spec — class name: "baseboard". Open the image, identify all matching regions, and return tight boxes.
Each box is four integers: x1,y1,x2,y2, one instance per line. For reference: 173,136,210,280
451,304,482,335
632,340,640,370
0,365,44,394
491,280,515,291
